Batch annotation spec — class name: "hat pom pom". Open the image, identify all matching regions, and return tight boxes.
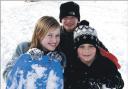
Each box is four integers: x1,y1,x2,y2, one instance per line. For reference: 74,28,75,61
79,20,89,26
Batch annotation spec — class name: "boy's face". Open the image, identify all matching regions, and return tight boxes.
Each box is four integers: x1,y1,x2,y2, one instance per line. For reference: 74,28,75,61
61,16,78,32
40,27,60,51
77,44,96,65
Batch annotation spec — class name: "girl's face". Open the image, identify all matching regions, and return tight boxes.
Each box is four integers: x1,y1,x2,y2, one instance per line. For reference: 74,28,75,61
62,16,78,32
40,27,60,51
77,44,96,66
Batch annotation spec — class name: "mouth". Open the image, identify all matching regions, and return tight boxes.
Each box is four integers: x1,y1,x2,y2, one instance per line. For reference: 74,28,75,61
83,55,90,57
49,43,57,48
67,24,74,27
66,23,74,26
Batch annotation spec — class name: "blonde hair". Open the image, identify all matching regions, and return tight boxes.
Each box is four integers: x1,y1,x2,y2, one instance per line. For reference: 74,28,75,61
30,16,60,50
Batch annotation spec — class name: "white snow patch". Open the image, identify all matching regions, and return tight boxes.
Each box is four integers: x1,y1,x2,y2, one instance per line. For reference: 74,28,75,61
25,64,47,89
46,70,59,89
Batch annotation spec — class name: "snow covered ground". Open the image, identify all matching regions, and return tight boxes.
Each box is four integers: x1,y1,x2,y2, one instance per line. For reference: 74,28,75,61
1,1,128,89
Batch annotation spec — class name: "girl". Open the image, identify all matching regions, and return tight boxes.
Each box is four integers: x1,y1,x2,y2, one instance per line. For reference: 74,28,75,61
69,23,124,89
6,16,66,89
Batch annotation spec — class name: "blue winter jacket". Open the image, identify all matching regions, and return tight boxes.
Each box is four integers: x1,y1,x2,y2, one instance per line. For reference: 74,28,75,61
3,42,30,80
6,52,64,89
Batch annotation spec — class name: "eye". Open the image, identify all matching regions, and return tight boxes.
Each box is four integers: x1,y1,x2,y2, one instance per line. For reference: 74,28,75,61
79,45,85,48
63,17,68,20
48,34,52,37
56,34,60,37
89,45,95,48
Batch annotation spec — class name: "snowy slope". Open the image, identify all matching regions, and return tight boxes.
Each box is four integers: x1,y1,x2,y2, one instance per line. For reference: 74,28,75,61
1,1,128,89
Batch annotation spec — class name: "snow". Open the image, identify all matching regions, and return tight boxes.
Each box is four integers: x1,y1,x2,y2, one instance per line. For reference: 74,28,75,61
26,64,47,89
46,70,63,89
1,1,128,89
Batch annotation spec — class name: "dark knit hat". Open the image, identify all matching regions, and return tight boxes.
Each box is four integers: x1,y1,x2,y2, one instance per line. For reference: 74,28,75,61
74,20,99,49
59,1,80,22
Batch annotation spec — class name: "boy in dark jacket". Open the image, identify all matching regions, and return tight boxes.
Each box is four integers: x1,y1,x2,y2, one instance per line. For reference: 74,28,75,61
68,22,124,89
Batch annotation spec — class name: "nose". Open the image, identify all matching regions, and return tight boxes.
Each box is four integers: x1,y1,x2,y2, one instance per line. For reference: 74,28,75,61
83,47,90,53
51,37,57,43
51,36,60,44
66,18,73,22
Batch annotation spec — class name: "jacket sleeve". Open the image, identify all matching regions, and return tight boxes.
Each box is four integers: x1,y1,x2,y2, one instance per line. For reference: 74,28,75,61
102,58,124,89
104,71,124,89
3,42,30,81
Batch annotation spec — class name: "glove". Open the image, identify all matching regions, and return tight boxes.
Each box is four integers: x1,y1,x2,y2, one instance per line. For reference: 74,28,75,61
27,48,44,60
47,51,66,68
105,75,124,89
88,78,102,89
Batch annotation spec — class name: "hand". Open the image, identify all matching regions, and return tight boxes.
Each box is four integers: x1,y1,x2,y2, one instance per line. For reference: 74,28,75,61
27,48,43,60
47,51,66,68
105,75,124,89
88,78,102,89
